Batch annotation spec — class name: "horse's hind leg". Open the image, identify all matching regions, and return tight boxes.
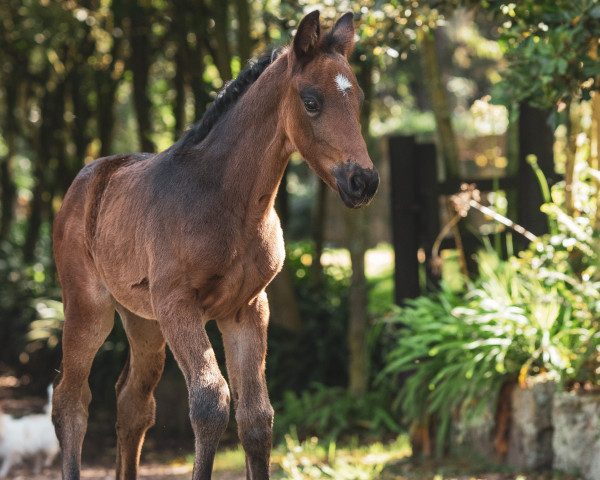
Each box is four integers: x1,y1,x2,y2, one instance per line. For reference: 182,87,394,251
115,308,165,480
52,282,115,480
218,292,273,480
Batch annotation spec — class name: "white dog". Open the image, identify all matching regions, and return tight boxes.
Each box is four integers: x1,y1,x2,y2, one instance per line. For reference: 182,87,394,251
0,384,60,477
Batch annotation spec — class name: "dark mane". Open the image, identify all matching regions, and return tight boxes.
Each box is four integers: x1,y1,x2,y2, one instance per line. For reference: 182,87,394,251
175,50,282,150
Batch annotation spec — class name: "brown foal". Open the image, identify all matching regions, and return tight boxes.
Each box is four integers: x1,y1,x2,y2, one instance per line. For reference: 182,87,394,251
52,10,378,480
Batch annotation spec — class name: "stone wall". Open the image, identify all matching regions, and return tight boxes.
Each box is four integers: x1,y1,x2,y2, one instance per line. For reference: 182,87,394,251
506,382,554,469
552,392,600,480
455,382,600,480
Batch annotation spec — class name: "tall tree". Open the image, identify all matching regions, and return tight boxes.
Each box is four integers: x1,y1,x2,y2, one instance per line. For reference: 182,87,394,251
345,52,375,396
210,0,233,81
234,0,251,66
418,26,460,178
0,0,28,241
96,2,127,157
0,59,19,241
126,0,156,152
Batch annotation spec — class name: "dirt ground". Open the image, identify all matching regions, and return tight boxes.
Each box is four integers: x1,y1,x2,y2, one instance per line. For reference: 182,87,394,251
0,375,248,480
2,464,247,480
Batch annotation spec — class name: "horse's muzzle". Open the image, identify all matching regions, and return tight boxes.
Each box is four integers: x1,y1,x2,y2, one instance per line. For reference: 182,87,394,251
332,162,380,209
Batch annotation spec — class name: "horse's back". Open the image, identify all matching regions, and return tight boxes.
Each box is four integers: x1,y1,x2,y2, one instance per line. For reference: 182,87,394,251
53,153,153,282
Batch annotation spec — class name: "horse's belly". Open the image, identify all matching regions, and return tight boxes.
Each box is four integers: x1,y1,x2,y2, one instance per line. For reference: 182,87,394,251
116,282,155,319
99,264,156,319
91,233,156,319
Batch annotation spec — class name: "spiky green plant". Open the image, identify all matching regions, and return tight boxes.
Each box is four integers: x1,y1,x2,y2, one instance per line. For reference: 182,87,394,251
380,244,600,457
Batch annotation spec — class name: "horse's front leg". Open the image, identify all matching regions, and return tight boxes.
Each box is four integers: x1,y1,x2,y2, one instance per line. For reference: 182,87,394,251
156,297,230,480
218,291,273,480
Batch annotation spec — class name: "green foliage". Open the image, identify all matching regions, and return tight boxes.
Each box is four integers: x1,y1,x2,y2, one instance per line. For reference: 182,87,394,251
490,0,600,109
380,281,506,457
0,236,63,386
268,242,397,407
273,430,410,480
381,231,600,456
274,383,400,443
0,242,38,362
268,243,400,443
267,242,352,399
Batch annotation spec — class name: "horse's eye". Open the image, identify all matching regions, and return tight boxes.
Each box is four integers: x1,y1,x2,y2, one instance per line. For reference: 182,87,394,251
303,98,319,114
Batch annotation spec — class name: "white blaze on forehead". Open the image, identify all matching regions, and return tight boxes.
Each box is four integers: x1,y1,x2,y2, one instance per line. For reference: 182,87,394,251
334,73,352,96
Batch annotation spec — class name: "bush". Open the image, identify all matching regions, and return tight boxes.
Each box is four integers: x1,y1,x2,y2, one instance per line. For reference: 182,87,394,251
380,232,600,456
273,383,399,443
267,242,352,399
0,237,63,389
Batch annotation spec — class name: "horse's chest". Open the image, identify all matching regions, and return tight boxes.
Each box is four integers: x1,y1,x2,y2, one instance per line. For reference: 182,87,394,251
202,219,285,319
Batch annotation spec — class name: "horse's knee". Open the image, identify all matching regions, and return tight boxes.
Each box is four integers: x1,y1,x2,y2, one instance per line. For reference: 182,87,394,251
188,377,230,437
237,405,274,456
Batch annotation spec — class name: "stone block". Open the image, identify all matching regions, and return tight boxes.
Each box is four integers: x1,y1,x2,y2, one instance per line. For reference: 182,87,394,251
506,381,555,469
552,391,600,480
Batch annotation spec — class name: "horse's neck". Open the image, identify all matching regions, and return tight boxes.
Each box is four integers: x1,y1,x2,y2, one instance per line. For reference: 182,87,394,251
194,58,293,216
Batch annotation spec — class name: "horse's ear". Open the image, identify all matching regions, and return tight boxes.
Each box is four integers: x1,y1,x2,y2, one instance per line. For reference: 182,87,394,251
330,12,355,58
293,10,321,62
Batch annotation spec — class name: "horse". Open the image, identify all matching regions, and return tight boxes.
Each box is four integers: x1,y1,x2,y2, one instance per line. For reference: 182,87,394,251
51,10,379,480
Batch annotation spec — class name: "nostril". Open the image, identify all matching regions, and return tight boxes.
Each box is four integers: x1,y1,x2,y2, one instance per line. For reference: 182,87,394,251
349,174,366,196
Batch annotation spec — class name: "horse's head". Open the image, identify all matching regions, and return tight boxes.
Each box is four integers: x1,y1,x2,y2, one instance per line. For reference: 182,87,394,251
283,11,379,209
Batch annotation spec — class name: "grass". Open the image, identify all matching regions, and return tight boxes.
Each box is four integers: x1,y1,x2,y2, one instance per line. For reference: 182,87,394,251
212,446,248,473
201,434,412,479
203,435,583,480
271,432,411,479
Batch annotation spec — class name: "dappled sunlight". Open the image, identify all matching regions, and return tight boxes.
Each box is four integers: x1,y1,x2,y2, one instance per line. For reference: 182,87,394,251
272,434,412,479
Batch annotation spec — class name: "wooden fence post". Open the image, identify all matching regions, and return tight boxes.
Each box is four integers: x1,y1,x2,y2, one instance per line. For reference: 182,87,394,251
415,142,439,288
518,104,556,238
389,136,419,305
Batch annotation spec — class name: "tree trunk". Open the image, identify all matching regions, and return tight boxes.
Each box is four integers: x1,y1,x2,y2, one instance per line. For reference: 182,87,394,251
211,0,233,82
234,0,251,66
345,54,374,397
267,171,302,333
311,180,327,291
173,1,189,138
345,208,369,396
97,2,125,157
593,92,600,229
266,262,302,333
418,27,460,179
24,168,44,262
0,81,17,241
128,1,156,152
65,56,94,194
24,78,66,261
0,152,15,242
96,70,121,157
589,39,600,229
190,0,212,120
